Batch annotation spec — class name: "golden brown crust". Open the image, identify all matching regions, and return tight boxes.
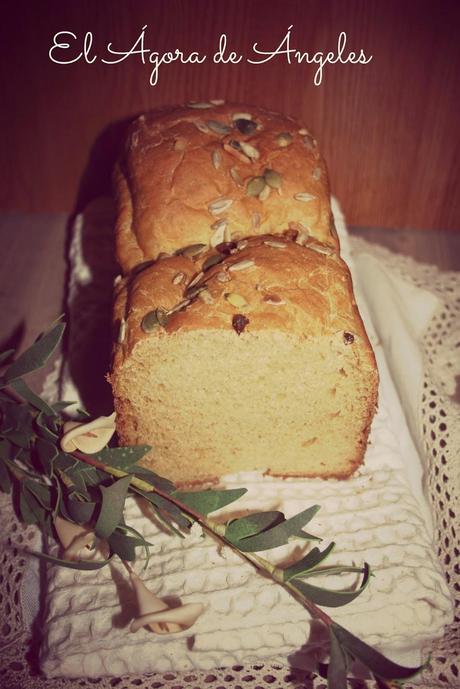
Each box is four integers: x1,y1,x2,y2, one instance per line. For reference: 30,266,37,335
112,232,376,376
114,104,337,273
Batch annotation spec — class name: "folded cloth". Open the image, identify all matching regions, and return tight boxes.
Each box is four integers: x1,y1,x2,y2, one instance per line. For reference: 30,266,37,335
38,199,454,679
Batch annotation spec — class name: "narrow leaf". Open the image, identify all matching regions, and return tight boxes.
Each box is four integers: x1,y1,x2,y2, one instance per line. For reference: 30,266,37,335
91,445,151,471
283,542,335,581
331,622,424,680
95,474,132,538
225,511,283,544
139,489,192,530
226,505,321,552
2,321,65,385
0,458,11,492
10,378,56,416
134,466,176,493
23,479,52,508
65,497,97,524
174,487,247,516
35,437,59,474
108,526,152,562
292,564,371,608
29,549,112,570
327,626,348,689
36,410,59,442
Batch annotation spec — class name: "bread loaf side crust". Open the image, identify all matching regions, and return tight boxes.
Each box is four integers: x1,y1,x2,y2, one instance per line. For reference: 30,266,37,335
114,104,337,272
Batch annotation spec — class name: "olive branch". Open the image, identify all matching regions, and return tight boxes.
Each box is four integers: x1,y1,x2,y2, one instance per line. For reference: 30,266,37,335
0,320,427,689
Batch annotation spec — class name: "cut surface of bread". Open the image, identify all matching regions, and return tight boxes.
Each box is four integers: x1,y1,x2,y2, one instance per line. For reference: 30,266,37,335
110,233,378,485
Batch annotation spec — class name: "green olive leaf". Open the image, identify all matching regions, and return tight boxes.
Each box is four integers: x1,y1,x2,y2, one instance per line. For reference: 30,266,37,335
173,487,247,516
35,437,59,474
108,526,152,562
91,445,151,472
283,542,335,581
10,378,56,416
1,320,65,386
133,466,176,494
137,489,192,530
23,479,52,509
0,457,12,492
331,622,425,680
292,563,371,608
327,626,349,689
95,475,132,539
65,497,97,524
225,505,321,552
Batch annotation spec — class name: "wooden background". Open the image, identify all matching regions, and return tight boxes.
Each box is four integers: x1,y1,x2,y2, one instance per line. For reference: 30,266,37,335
1,0,459,230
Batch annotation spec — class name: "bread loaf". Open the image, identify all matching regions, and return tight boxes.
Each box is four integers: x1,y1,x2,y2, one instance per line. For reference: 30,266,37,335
110,103,378,485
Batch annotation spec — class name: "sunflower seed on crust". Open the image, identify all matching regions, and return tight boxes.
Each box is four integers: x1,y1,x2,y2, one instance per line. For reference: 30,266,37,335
208,198,234,215
230,166,244,187
187,271,205,288
276,132,293,147
252,212,261,229
185,284,208,299
223,142,251,164
298,128,308,135
210,99,225,105
180,243,207,257
258,184,271,201
188,101,213,109
263,240,287,249
172,272,186,285
229,259,255,272
212,149,222,169
236,239,248,250
117,318,126,343
168,298,191,314
239,141,260,160
193,121,210,134
203,253,224,271
207,120,232,136
232,112,253,121
294,192,317,202
216,271,231,283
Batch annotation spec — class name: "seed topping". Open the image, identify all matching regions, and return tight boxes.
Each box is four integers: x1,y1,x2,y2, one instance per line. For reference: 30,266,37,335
258,184,271,201
187,271,204,288
207,120,231,136
276,132,293,147
294,192,317,202
193,120,210,134
263,240,287,249
187,101,213,109
229,259,255,272
225,292,247,308
236,239,248,250
216,271,231,283
239,141,260,160
232,112,252,121
185,283,208,299
203,253,224,271
263,294,286,305
232,314,250,335
208,197,234,215
117,318,126,344
234,118,257,136
212,149,222,170
172,272,186,285
246,176,266,197
264,169,283,189
179,243,207,257
230,166,244,187
142,308,169,332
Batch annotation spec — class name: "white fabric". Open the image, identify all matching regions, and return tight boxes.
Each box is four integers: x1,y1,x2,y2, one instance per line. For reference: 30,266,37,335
36,199,455,679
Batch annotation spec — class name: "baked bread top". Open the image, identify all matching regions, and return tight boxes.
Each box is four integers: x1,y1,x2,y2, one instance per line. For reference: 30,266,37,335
113,232,374,368
114,103,338,273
